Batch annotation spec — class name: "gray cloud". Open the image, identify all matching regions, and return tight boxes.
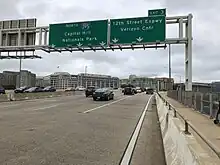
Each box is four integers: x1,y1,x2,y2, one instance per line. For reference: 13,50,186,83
0,0,220,82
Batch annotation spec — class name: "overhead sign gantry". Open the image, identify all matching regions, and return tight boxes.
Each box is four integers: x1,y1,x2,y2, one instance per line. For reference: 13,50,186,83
0,9,193,91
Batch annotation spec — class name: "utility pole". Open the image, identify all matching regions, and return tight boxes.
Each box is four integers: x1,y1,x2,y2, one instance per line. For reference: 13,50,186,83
19,57,22,88
168,44,172,90
85,65,87,88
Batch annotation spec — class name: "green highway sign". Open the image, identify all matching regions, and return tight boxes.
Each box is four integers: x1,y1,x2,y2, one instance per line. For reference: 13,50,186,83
110,16,166,45
148,9,166,17
49,20,108,48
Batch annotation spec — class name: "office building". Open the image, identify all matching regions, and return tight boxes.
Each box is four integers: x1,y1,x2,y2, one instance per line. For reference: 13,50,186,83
0,73,5,87
155,77,174,91
2,71,18,89
50,72,78,89
16,70,36,88
77,73,119,88
36,75,50,87
127,75,157,88
120,75,174,90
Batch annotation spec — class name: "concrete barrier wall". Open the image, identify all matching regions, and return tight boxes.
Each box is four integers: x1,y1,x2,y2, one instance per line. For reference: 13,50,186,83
156,94,214,165
0,91,75,103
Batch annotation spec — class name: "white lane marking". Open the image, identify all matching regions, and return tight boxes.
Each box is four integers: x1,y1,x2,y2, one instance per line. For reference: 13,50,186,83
120,95,154,165
83,96,131,113
0,103,22,108
27,104,62,111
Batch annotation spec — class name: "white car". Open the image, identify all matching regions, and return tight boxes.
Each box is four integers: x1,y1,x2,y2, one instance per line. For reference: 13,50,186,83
76,86,86,91
136,87,142,93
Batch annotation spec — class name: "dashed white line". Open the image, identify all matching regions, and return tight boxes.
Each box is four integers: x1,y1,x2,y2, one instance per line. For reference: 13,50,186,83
83,96,131,113
0,103,22,108
25,104,62,111
120,95,154,165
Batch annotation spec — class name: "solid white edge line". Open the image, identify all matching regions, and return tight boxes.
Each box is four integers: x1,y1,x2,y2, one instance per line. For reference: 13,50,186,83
120,94,154,165
83,96,131,113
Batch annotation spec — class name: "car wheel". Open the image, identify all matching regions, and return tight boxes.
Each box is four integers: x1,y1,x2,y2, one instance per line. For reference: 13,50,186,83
214,119,219,124
93,97,96,101
86,95,89,97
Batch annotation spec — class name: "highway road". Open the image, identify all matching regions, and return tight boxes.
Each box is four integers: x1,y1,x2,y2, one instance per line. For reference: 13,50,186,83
0,90,166,165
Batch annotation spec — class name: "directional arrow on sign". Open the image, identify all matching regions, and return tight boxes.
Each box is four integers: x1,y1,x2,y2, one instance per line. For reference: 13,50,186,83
51,44,56,48
112,38,119,43
136,37,143,42
100,41,106,46
77,42,83,47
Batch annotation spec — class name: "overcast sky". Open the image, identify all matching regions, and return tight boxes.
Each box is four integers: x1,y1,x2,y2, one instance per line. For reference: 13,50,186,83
0,0,219,82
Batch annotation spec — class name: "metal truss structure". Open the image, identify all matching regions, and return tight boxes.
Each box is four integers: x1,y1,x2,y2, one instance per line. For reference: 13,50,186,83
0,14,193,91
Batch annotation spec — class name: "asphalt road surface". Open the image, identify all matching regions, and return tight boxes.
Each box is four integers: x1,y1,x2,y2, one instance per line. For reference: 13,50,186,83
0,91,166,165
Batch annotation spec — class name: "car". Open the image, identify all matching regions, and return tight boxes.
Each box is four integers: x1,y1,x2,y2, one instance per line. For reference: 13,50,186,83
133,88,137,94
24,87,43,93
124,87,135,95
64,87,75,92
136,87,142,93
0,87,5,94
140,87,145,92
85,86,97,97
76,86,86,91
14,86,30,93
93,88,114,101
43,86,56,92
146,88,154,94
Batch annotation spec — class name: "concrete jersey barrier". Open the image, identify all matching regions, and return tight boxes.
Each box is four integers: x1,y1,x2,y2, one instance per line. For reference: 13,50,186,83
0,91,74,102
156,94,217,165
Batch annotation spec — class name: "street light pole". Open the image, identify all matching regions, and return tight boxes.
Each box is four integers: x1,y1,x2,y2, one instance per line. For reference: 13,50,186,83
85,66,87,88
168,44,172,90
19,58,22,88
168,44,171,79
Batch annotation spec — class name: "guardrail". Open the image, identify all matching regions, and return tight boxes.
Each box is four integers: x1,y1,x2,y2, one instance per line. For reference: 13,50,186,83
167,90,220,119
157,92,220,159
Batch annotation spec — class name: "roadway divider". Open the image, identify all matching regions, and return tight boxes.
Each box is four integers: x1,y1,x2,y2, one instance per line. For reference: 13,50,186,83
156,93,217,165
0,91,75,103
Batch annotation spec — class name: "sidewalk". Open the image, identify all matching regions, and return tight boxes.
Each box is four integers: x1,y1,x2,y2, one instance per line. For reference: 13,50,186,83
159,92,220,156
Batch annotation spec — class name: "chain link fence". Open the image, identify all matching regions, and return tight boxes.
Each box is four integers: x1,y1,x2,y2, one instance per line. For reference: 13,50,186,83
167,90,220,119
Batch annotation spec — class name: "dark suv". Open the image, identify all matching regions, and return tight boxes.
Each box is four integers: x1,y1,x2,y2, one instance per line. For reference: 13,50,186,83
146,88,154,94
85,86,96,97
124,87,134,95
93,88,114,101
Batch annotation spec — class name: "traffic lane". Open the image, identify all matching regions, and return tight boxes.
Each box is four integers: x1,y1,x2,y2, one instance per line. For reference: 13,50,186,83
0,90,124,111
54,94,151,165
131,96,166,165
0,93,129,139
0,90,125,116
0,93,150,165
0,91,85,108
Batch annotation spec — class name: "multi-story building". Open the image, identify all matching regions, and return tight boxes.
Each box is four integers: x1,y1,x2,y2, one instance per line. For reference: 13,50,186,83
36,75,50,87
120,78,129,86
155,77,174,91
16,70,36,88
120,75,174,90
0,70,36,89
77,73,119,88
2,71,18,89
50,72,78,89
0,73,5,87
